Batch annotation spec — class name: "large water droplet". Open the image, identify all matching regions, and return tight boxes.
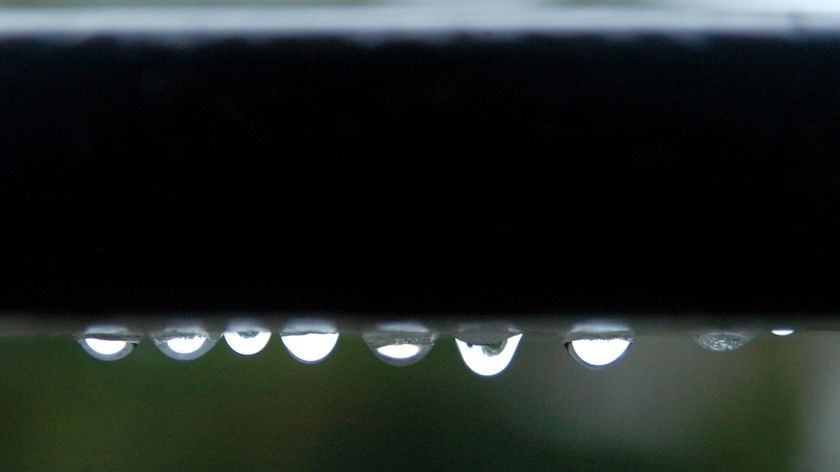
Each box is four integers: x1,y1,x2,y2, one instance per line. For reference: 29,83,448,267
279,320,340,364
693,331,756,351
455,333,522,376
363,323,438,367
79,338,135,361
567,338,632,368
152,329,216,361
565,321,634,369
223,331,271,356
280,332,339,363
78,326,140,361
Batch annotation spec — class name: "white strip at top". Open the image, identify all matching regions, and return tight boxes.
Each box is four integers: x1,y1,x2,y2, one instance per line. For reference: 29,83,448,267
0,5,839,36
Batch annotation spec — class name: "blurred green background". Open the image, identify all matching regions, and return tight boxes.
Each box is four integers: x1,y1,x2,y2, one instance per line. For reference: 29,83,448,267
0,331,828,471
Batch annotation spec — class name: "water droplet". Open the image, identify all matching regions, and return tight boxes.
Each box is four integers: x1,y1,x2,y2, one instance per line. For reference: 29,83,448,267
278,320,340,364
693,331,756,351
79,338,135,361
565,321,634,369
78,325,140,361
363,323,438,367
152,329,216,361
771,328,795,336
280,333,339,363
567,338,632,368
223,331,271,356
455,333,522,376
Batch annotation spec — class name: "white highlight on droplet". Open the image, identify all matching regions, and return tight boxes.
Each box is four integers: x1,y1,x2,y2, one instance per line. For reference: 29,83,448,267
153,330,216,361
281,332,339,363
224,331,271,355
84,338,129,355
376,343,422,360
569,338,631,368
79,336,136,361
167,336,207,354
363,323,437,367
772,328,795,336
455,333,522,377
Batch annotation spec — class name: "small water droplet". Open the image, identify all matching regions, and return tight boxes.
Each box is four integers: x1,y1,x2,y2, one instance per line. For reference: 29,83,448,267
693,331,756,351
363,323,438,367
771,328,795,336
223,331,272,356
78,326,140,361
455,333,522,376
280,333,339,363
152,329,216,361
567,338,632,369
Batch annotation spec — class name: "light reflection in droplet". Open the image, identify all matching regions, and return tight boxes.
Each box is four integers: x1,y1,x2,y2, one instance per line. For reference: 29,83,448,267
85,338,128,355
152,330,216,361
372,343,433,366
80,337,135,361
224,331,272,356
771,328,795,336
567,338,632,368
167,337,206,354
280,332,339,363
455,333,522,376
376,343,422,359
363,323,438,367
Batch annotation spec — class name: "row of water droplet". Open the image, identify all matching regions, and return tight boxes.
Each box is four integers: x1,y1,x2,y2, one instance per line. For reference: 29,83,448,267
77,321,797,375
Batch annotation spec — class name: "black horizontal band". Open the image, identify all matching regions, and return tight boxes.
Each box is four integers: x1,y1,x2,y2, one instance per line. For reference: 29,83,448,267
2,13,839,315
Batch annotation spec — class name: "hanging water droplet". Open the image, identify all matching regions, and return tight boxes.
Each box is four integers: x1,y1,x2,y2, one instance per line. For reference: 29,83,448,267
79,338,135,361
567,338,632,368
279,320,340,364
363,322,438,367
771,328,795,336
565,321,634,369
77,325,141,361
223,330,272,356
455,333,522,376
152,328,216,361
693,330,756,351
280,333,339,363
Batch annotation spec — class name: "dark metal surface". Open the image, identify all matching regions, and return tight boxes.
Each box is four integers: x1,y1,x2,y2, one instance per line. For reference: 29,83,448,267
1,12,839,315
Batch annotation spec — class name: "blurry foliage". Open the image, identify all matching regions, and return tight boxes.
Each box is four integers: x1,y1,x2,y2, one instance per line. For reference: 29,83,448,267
0,334,800,471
